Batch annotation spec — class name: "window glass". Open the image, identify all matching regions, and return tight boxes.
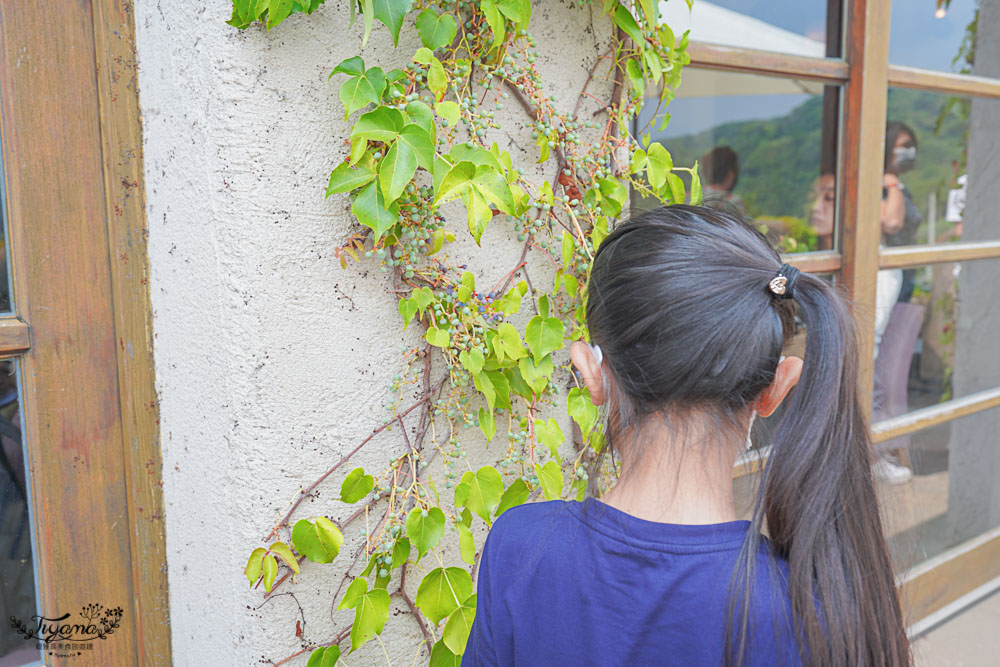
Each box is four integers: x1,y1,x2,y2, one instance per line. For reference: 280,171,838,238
0,358,40,665
888,0,981,73
661,0,842,58
880,88,1000,249
634,68,841,254
870,256,1000,571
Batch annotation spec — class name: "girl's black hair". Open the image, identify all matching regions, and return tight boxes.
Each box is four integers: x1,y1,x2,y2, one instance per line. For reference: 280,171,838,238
585,205,911,667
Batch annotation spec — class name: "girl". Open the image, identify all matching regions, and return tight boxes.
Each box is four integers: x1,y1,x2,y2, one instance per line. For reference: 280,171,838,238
462,205,911,666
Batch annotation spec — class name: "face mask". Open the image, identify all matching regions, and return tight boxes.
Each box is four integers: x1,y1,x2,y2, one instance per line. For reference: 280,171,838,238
893,145,917,173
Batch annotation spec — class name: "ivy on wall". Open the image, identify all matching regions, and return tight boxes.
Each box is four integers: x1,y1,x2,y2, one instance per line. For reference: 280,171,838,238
230,0,697,664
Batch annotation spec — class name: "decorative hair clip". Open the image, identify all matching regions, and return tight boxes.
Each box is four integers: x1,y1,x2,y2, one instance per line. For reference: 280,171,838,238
768,264,800,299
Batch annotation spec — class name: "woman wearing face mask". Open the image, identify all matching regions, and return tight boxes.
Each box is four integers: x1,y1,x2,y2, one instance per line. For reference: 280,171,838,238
872,121,921,484
881,122,921,302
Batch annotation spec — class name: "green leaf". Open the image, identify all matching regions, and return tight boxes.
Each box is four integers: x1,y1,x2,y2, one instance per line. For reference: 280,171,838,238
399,297,418,328
429,639,462,667
524,316,564,364
350,588,390,652
352,181,399,241
269,542,301,578
261,554,278,593
404,101,436,142
392,537,411,568
428,58,448,100
626,58,644,97
690,160,703,204
372,0,410,46
538,460,564,500
340,467,375,503
397,123,435,171
567,386,599,437
472,166,515,214
517,354,552,394
306,645,341,667
415,567,473,626
480,0,506,49
483,369,510,410
332,56,365,77
436,160,477,202
351,105,405,142
637,0,657,24
497,289,521,316
561,231,574,268
326,161,376,196
406,506,446,558
495,0,530,27
414,286,434,314
378,137,418,203
416,9,458,49
667,172,686,204
265,0,295,29
493,323,527,362
362,0,375,46
457,523,476,565
459,348,485,376
478,406,496,442
338,577,368,610
461,271,475,291
597,178,627,217
473,370,496,410
534,418,564,459
463,187,492,245
435,100,460,126
646,141,673,194
456,467,503,524
613,5,643,45
443,593,477,654
425,327,451,348
291,517,344,564
496,478,530,517
339,67,387,120
536,132,550,163
245,547,266,585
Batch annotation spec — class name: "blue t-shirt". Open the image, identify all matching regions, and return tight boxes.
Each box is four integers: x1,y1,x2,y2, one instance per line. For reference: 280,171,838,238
462,497,802,666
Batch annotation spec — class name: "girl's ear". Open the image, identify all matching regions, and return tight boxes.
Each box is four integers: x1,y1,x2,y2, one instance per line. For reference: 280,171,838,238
756,356,803,417
570,341,606,405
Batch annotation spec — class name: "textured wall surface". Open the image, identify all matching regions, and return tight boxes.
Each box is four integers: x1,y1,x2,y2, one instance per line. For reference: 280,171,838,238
134,2,612,664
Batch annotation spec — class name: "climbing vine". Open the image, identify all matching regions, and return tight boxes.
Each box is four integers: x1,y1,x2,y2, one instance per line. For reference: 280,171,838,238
230,0,697,664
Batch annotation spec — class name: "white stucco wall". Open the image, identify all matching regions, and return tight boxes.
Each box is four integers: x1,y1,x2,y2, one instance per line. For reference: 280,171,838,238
135,2,611,664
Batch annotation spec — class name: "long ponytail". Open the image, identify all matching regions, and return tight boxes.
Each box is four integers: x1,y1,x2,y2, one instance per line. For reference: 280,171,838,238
754,271,911,666
584,204,911,667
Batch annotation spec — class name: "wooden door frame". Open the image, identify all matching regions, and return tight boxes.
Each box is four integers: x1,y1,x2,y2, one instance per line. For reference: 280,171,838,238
0,1,169,664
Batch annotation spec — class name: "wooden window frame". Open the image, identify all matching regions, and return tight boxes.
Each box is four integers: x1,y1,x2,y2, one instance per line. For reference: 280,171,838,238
678,0,1000,636
0,1,169,664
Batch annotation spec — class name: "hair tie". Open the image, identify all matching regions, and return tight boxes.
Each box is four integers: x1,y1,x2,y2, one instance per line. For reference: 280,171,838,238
768,264,800,299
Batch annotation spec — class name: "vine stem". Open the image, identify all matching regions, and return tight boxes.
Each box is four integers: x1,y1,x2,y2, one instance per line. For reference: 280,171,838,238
263,377,447,543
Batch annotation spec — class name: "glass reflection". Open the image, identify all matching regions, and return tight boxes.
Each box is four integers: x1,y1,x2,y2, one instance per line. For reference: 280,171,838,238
888,0,981,72
871,257,1000,508
661,0,841,58
881,89,1000,249
634,68,841,253
0,358,39,665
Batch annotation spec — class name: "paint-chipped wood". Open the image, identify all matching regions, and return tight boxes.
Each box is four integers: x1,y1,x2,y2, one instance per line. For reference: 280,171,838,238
0,0,167,663
91,0,172,664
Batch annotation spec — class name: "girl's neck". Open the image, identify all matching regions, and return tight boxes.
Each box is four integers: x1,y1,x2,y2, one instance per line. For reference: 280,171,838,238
598,417,742,525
